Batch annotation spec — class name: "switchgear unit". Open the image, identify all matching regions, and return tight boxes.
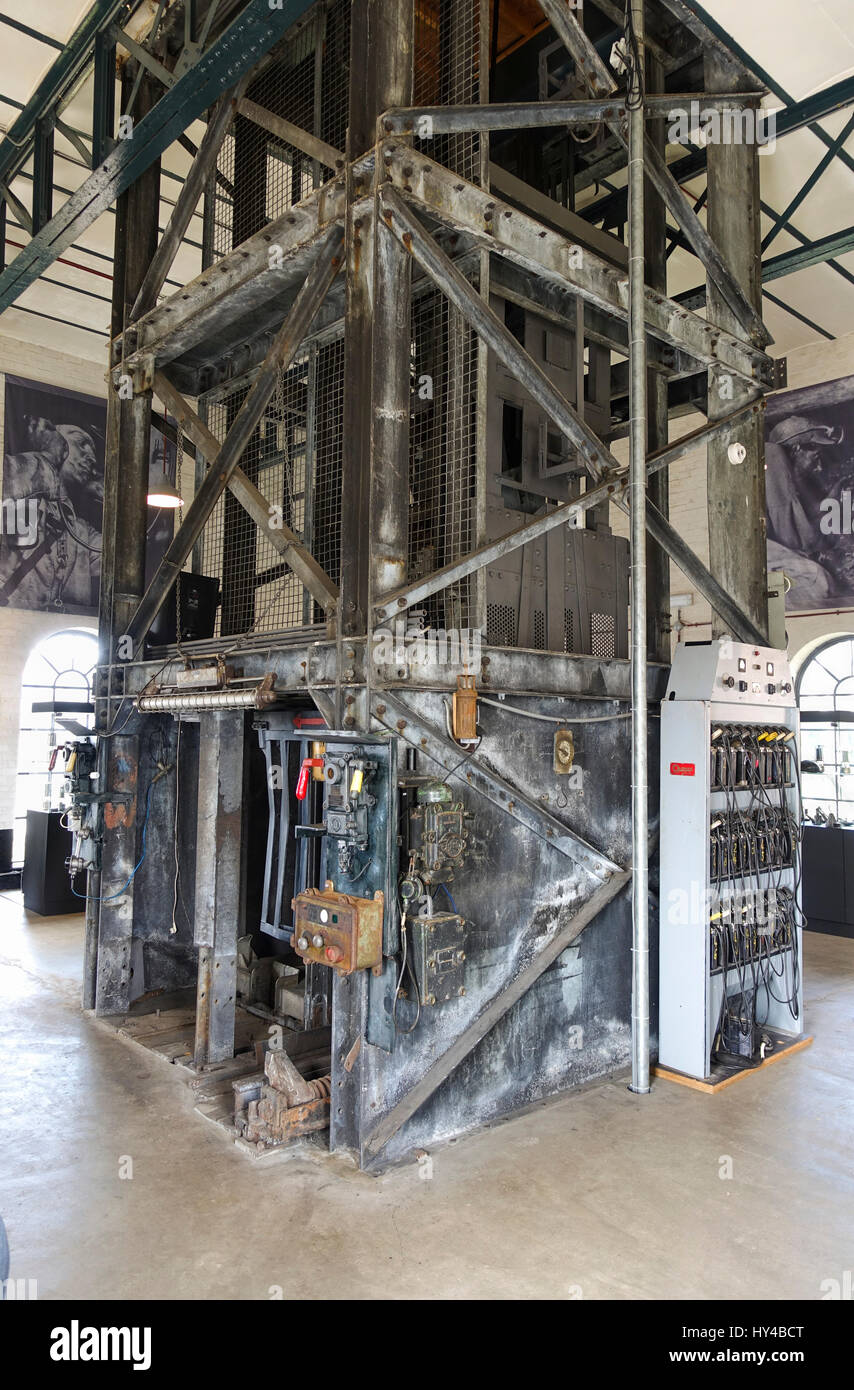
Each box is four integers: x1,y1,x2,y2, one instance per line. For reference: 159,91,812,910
255,719,475,1064
659,641,805,1080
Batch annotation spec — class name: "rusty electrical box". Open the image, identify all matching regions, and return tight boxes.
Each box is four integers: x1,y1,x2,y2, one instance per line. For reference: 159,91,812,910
291,881,384,974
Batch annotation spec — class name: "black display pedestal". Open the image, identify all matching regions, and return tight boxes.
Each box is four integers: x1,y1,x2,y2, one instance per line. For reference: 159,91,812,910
802,824,854,939
22,811,80,916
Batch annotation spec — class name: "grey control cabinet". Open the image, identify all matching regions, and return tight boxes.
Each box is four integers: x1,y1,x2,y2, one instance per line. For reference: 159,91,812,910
659,641,804,1080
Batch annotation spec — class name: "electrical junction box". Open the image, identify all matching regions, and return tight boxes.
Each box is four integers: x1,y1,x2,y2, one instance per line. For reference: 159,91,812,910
659,641,804,1081
409,913,467,1006
291,882,384,975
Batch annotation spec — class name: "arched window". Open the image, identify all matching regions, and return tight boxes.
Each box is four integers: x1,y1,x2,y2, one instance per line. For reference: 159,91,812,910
15,628,98,861
797,635,854,825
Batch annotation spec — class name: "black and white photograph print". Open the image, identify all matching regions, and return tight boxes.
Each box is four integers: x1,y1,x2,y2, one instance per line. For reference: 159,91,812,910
765,373,854,612
0,375,107,615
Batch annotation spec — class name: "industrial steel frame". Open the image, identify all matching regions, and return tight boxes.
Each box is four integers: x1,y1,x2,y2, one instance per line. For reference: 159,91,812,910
82,0,777,1163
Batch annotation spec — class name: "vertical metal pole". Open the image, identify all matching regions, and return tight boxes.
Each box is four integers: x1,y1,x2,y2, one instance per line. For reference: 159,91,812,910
92,31,116,168
628,0,649,1096
644,47,671,665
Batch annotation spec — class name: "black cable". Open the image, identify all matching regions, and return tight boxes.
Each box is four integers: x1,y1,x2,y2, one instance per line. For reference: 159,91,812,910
623,0,645,112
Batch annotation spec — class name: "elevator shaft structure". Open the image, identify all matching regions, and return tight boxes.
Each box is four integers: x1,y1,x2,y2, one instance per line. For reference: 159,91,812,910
83,0,777,1167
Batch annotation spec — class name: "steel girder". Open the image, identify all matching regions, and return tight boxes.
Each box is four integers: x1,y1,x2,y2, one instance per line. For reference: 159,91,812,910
0,0,318,313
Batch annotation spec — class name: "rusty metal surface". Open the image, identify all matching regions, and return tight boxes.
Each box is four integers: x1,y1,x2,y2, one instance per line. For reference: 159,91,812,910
291,883,384,974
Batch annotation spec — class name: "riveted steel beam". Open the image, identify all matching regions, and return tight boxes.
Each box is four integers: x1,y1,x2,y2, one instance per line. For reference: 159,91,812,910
379,145,774,387
380,185,620,484
0,0,316,313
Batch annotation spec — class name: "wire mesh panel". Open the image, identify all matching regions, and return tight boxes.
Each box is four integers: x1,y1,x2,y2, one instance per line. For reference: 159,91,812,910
410,271,480,632
210,0,351,262
414,0,482,182
198,329,344,642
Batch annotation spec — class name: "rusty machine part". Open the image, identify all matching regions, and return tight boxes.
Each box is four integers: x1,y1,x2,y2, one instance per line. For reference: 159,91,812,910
408,913,467,1007
234,1047,332,1149
408,780,470,886
452,673,479,743
291,881,384,974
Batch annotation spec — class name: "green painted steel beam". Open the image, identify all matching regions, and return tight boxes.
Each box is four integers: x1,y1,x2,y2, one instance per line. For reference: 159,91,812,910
0,0,315,315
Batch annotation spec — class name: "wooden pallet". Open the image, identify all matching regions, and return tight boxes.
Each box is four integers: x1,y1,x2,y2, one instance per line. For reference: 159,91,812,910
654,1033,813,1093
96,1005,332,1156
96,1003,265,1072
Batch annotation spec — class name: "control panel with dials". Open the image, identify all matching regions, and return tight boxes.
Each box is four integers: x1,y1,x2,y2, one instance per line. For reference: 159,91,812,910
664,639,795,708
291,881,384,975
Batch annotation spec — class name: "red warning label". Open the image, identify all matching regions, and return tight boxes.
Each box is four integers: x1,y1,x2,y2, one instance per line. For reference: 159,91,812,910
670,762,696,777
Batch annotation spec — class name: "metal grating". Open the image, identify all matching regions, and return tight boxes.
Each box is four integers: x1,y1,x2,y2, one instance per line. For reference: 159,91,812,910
209,0,351,263
533,609,545,650
564,608,574,653
591,612,616,660
197,328,344,642
487,602,516,648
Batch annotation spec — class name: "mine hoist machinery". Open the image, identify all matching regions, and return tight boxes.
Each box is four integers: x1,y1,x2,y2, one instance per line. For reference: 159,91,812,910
272,723,473,1019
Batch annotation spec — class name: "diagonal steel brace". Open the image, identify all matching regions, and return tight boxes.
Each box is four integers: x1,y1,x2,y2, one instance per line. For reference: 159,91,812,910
153,371,339,617
123,225,344,653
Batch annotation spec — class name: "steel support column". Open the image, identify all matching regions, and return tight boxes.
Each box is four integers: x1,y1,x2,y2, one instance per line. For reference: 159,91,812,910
88,71,161,1015
332,0,414,1160
339,0,413,639
193,712,247,1067
705,47,769,642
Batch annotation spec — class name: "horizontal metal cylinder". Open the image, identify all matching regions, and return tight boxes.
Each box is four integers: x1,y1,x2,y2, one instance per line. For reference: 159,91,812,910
136,688,275,713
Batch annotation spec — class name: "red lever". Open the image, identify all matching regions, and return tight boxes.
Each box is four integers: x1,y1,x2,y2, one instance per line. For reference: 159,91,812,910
296,758,324,800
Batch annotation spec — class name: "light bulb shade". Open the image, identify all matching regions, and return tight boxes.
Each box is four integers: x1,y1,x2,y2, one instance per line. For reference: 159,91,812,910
147,471,183,508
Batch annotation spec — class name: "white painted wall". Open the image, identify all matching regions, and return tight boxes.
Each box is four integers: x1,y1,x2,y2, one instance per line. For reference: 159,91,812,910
0,333,105,832
611,330,854,673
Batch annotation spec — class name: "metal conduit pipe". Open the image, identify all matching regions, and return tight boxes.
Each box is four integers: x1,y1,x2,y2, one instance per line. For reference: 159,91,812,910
629,0,650,1096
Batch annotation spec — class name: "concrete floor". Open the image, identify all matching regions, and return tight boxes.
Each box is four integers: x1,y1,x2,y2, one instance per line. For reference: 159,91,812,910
1,888,852,1301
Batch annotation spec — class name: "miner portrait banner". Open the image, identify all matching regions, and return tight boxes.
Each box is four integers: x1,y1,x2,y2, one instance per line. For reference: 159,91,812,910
765,373,854,612
0,375,107,615
0,376,180,618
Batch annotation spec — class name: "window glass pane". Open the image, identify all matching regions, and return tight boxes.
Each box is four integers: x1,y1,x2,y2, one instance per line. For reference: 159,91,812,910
14,629,98,862
798,637,854,825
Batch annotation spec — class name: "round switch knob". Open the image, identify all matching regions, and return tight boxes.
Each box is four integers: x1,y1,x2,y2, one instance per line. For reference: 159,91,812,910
325,945,343,964
312,933,324,949
297,935,310,952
